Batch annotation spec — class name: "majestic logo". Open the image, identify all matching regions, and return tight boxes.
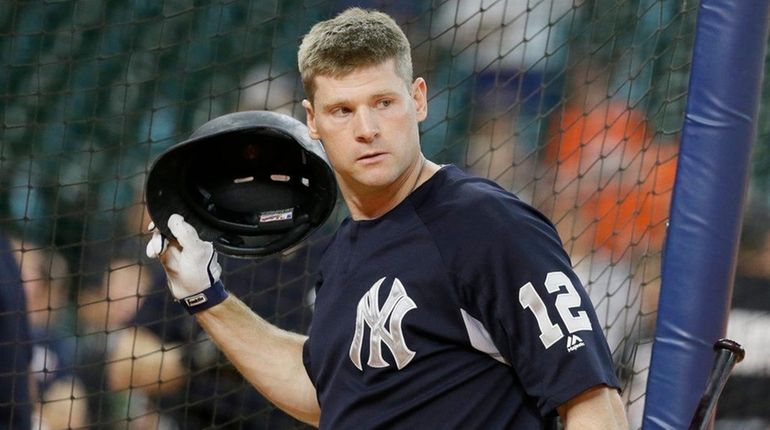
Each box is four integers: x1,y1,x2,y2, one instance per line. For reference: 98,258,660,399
566,334,585,352
349,277,417,371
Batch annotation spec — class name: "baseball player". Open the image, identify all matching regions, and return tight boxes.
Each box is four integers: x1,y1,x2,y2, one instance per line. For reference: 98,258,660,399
147,8,628,429
0,235,32,430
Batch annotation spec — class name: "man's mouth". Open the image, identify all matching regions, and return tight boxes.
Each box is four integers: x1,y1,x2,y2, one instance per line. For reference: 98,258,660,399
358,152,387,162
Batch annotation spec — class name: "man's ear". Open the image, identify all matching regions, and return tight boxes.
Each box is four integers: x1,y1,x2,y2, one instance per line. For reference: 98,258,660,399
412,77,428,122
302,99,321,140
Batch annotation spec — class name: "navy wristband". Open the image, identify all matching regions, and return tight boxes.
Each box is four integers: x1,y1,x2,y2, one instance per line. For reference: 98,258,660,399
179,280,228,314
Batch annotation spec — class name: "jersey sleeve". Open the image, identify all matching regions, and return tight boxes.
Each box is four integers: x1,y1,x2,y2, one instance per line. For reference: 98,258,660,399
454,190,620,415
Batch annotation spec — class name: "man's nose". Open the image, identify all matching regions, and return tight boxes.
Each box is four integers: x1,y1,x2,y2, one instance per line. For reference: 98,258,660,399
353,108,379,143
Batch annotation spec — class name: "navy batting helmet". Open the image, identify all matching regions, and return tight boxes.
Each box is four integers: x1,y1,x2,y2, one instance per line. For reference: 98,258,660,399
145,110,337,258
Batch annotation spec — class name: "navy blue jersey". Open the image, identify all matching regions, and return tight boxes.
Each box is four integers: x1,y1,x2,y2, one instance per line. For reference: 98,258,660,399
303,165,619,429
0,235,31,430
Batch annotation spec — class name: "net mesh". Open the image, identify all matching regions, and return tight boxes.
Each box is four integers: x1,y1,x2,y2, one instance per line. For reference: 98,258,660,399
0,1,714,428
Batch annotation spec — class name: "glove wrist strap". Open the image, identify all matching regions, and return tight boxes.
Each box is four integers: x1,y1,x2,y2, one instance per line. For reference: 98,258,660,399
179,280,228,314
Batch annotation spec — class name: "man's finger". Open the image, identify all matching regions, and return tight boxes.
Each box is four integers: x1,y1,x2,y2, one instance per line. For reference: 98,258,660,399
167,214,201,248
146,230,167,258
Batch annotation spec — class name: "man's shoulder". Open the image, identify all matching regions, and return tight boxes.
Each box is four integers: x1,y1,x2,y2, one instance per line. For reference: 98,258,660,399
419,166,564,265
421,165,547,231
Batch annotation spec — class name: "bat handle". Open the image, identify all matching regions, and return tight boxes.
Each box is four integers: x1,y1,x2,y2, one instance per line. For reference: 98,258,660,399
688,338,746,430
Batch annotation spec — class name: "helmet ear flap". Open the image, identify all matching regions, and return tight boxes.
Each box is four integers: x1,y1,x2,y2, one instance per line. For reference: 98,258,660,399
145,111,337,258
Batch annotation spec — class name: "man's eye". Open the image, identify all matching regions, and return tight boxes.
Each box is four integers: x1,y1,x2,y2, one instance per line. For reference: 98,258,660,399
332,107,351,117
377,99,392,108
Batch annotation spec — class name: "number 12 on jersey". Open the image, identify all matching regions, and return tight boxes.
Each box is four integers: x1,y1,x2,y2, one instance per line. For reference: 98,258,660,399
518,271,593,349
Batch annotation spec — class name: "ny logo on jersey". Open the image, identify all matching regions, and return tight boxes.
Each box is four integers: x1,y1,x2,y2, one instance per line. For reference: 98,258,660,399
349,277,417,371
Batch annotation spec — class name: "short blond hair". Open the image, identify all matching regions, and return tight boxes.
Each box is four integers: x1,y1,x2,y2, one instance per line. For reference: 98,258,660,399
298,8,413,102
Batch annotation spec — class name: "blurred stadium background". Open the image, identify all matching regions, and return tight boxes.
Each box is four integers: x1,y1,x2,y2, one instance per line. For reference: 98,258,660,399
0,1,767,429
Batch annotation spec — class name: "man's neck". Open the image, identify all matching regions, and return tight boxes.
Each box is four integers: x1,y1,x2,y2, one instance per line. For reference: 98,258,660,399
343,159,441,221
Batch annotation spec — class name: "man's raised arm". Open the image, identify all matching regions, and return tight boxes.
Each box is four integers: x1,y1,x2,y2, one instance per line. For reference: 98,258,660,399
146,214,320,426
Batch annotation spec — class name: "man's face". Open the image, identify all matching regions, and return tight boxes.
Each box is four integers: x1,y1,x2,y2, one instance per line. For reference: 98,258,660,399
303,59,428,197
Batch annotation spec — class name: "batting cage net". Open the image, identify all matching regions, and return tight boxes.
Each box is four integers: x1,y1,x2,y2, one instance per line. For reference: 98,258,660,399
0,1,761,429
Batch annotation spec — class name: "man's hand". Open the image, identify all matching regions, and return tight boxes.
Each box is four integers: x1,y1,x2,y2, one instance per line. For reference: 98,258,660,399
146,214,225,312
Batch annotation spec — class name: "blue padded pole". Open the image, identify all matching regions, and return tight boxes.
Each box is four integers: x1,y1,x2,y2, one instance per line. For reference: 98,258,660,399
643,1,770,428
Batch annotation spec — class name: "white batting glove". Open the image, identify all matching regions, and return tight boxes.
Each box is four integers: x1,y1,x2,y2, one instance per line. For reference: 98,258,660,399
146,214,226,313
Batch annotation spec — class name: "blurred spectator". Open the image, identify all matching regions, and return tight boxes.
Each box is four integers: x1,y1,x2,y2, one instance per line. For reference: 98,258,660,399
238,65,303,117
13,243,89,430
464,107,539,199
540,57,675,430
104,259,186,429
716,204,770,429
76,251,184,429
543,57,676,261
432,0,575,150
427,0,579,198
0,234,32,430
